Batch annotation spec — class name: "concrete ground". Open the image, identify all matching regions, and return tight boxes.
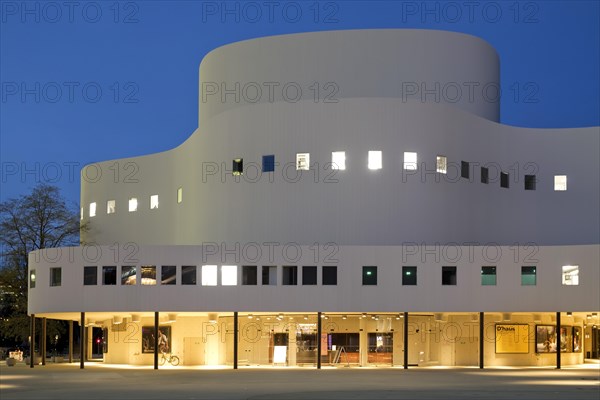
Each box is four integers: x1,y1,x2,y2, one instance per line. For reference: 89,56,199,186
1,363,599,400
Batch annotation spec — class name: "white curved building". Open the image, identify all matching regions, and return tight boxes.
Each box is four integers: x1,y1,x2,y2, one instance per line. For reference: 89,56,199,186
28,30,600,368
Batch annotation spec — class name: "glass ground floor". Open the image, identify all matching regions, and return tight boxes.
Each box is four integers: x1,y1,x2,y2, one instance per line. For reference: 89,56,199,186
26,312,599,368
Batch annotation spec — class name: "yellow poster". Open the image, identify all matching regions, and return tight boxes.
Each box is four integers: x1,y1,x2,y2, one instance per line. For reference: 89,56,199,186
495,324,529,353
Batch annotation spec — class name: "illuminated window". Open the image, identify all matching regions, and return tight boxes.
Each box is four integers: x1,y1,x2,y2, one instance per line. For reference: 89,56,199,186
121,266,136,285
141,266,156,285
233,158,243,176
177,187,183,203
403,152,417,170
161,265,176,285
50,267,62,287
442,266,457,285
89,202,96,217
80,208,83,220
262,155,275,172
296,153,310,170
362,266,377,285
481,266,496,285
331,151,346,170
182,266,196,285
221,265,237,286
128,197,138,212
150,195,159,209
525,175,536,190
521,266,536,286
402,266,417,285
84,266,97,285
562,265,579,286
436,155,447,174
107,200,116,214
500,172,509,188
30,269,36,288
554,175,567,191
368,151,382,170
202,265,217,286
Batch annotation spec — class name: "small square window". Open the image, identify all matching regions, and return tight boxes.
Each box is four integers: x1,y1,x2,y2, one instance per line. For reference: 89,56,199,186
436,156,447,174
50,267,61,287
296,153,310,170
128,197,138,212
302,266,317,285
442,266,457,285
84,266,97,285
161,265,176,285
221,265,237,286
524,175,536,190
233,158,243,176
242,266,257,285
322,266,337,285
500,172,509,188
150,195,159,209
102,266,117,285
362,266,377,285
121,266,136,285
89,202,96,217
181,266,196,285
141,266,156,285
262,266,277,285
262,155,275,172
202,265,217,286
107,200,116,214
461,161,470,179
332,151,346,170
562,265,579,286
403,152,417,170
481,167,489,184
481,266,496,286
521,266,536,286
80,207,83,220
368,151,382,170
282,266,298,285
29,269,36,289
554,175,567,191
177,187,183,203
402,266,417,285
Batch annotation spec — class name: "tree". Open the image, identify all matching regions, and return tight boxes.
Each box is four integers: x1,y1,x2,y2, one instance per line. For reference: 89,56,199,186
0,184,85,346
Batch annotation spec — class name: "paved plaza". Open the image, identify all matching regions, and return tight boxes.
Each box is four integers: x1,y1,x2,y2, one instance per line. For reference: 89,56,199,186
1,363,599,400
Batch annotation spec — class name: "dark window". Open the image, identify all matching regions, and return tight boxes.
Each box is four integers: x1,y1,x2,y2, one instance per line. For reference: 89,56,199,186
262,266,277,285
181,266,196,285
525,175,536,190
402,266,417,285
521,266,536,285
481,266,496,285
442,266,457,285
500,172,509,188
461,161,470,179
362,266,377,285
50,267,61,287
161,265,176,285
302,266,317,285
30,269,36,288
322,266,337,285
262,155,275,172
233,158,243,175
481,167,489,184
121,266,136,285
103,266,117,285
282,266,298,285
84,266,97,285
242,266,257,285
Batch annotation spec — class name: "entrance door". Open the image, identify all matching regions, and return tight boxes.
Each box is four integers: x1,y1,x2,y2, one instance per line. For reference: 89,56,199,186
367,333,393,366
183,337,204,365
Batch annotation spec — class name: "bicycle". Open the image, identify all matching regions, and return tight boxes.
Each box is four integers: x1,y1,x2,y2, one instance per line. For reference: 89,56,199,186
159,352,180,366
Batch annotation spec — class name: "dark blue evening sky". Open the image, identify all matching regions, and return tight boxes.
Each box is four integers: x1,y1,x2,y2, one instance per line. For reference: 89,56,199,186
1,0,599,205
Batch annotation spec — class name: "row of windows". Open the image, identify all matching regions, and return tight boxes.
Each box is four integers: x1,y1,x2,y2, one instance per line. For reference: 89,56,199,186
32,264,580,288
83,188,184,218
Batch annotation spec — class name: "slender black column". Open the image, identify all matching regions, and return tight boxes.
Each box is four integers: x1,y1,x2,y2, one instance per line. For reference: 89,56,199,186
30,314,35,368
154,312,159,370
403,312,409,369
41,318,47,365
80,312,85,369
68,321,73,363
317,312,322,369
233,312,238,369
556,312,561,369
479,312,484,369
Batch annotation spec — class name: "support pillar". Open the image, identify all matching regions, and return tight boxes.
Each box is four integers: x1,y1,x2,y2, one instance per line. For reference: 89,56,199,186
317,312,322,369
233,312,238,369
479,312,484,369
359,316,367,366
41,318,47,365
556,312,561,369
403,312,409,369
68,320,73,363
30,314,35,368
79,312,85,369
154,312,159,370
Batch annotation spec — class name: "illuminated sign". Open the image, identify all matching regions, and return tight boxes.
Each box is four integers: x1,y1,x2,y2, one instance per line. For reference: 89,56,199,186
495,324,529,354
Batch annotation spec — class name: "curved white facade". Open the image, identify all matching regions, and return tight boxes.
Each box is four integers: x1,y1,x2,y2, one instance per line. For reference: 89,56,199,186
28,30,600,367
